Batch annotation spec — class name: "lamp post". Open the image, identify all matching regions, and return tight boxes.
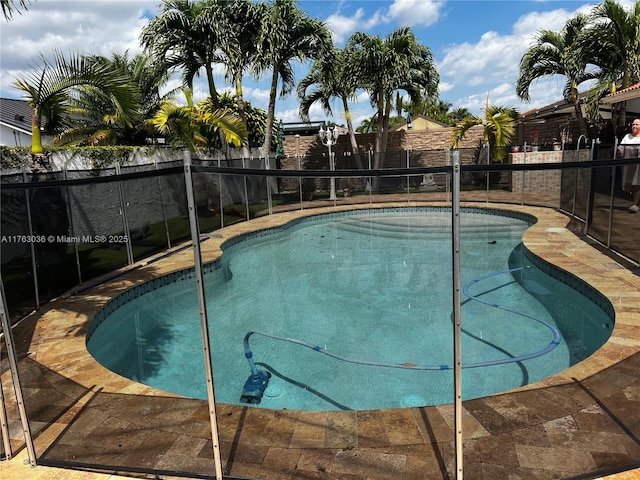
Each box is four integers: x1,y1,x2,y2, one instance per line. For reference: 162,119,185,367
318,125,340,200
406,113,413,130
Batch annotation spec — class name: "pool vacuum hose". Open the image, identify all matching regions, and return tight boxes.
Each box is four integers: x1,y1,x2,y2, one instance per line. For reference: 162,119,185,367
239,266,561,403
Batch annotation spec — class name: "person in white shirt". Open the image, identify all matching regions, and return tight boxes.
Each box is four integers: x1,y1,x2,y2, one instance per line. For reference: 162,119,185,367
617,118,640,213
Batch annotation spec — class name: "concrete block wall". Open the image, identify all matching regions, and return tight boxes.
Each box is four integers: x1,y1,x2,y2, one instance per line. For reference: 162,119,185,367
281,125,486,171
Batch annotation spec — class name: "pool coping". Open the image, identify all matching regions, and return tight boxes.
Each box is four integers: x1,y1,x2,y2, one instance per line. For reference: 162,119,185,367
8,201,640,479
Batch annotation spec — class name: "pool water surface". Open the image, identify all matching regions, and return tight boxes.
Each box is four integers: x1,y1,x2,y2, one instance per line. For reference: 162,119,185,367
87,208,613,411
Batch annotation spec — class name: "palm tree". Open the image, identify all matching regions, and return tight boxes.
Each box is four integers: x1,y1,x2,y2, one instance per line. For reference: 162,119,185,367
255,0,332,157
451,103,517,163
356,116,378,134
54,52,170,146
218,0,261,123
1,0,30,20
346,27,439,172
581,0,640,130
205,93,268,149
141,0,224,99
216,0,262,157
516,13,595,137
297,46,363,168
149,89,247,154
405,97,453,125
449,107,471,124
12,50,139,154
141,0,231,152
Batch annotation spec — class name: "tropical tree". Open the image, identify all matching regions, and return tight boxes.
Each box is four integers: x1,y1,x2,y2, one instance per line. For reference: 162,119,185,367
140,0,231,152
449,107,471,124
356,116,378,134
141,0,223,101
1,0,30,20
346,26,439,173
255,0,332,157
404,97,453,125
581,0,640,129
12,51,139,154
217,0,261,126
297,46,363,168
451,103,518,163
54,52,170,146
516,13,595,137
206,93,268,149
149,89,247,153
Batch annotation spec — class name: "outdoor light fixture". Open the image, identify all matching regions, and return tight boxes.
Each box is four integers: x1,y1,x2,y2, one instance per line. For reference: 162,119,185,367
406,113,413,130
318,125,340,200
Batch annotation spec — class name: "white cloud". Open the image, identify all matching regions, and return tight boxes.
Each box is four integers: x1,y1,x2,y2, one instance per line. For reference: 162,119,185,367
326,0,444,45
387,0,444,27
438,81,453,94
1,0,154,97
438,7,588,114
244,86,271,105
276,107,304,124
1,1,152,63
325,7,385,44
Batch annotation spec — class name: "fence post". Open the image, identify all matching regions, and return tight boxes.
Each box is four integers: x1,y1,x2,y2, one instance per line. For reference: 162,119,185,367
607,138,619,247
241,157,250,220
0,361,11,459
154,159,172,250
0,278,37,466
451,149,463,480
21,166,40,307
183,150,224,480
62,163,83,283
114,164,134,265
521,142,528,206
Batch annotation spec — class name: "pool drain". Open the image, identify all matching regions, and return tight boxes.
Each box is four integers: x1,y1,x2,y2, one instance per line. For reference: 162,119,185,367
401,394,426,408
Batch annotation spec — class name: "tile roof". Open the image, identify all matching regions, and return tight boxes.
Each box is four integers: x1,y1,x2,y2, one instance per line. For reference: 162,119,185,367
0,97,32,134
605,82,640,97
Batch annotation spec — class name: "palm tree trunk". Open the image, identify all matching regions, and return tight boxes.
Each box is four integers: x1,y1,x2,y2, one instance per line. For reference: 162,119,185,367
31,110,43,154
235,76,251,159
379,101,393,164
205,65,229,158
342,97,363,170
262,69,279,159
573,100,588,138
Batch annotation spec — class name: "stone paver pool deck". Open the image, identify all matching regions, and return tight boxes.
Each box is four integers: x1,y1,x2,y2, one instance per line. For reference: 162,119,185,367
1,201,639,479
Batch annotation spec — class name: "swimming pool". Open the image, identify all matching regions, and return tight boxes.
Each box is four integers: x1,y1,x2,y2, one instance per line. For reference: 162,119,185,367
87,207,613,411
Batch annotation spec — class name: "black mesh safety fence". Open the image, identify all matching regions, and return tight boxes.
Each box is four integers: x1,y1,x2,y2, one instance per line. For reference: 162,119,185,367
0,147,639,480
1,177,37,319
585,143,640,263
2,148,639,324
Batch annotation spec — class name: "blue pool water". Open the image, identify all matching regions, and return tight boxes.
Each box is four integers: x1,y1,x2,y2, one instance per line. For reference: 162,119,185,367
87,208,613,411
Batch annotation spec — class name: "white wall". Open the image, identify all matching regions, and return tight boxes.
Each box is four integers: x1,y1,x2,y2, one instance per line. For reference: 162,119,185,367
0,124,31,147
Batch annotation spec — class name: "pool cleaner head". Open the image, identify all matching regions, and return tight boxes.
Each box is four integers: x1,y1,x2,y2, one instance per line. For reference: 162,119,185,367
240,340,271,404
240,370,271,404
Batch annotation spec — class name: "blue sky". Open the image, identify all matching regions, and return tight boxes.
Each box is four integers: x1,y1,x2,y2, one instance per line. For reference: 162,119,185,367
1,0,631,127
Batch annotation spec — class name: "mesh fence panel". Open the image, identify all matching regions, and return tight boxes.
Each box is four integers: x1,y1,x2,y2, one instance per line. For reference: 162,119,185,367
157,171,190,245
1,149,638,324
29,184,78,302
66,180,129,279
120,174,170,261
1,185,37,319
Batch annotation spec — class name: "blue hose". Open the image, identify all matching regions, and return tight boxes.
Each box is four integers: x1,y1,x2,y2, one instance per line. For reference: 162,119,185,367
242,266,561,373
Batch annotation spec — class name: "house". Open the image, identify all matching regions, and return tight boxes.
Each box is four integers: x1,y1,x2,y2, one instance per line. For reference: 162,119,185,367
517,84,640,146
0,97,34,147
391,114,448,132
599,82,640,136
